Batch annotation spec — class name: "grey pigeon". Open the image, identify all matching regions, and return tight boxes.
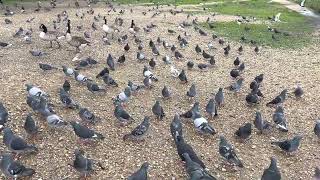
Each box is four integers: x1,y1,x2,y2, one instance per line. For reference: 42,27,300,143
293,85,303,98
192,112,216,135
30,50,47,57
178,69,187,83
39,63,57,71
70,121,105,140
187,84,196,99
13,27,24,37
96,67,109,79
114,87,131,105
0,102,8,129
59,88,78,109
238,62,245,72
152,100,165,120
79,107,100,124
128,162,149,180
123,116,150,141
219,135,243,167
74,71,88,83
102,74,118,87
272,106,288,132
246,90,260,105
314,167,320,180
45,114,68,128
143,66,158,81
254,74,264,84
143,77,152,89
215,88,224,107
3,127,38,154
0,41,12,47
314,120,320,139
128,81,144,94
183,153,216,180
229,78,244,92
235,123,252,140
114,105,134,125
170,114,183,143
26,95,52,116
72,149,93,178
254,111,271,133
4,18,12,24
175,135,206,168
24,113,38,136
180,102,200,119
261,157,281,180
86,81,106,93
107,54,115,71
0,153,35,179
62,66,75,76
266,89,287,106
271,135,303,153
26,84,47,97
63,80,71,92
205,98,218,118
162,85,171,99
230,69,240,79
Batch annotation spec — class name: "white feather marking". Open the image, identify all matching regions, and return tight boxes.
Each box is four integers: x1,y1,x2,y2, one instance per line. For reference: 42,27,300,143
194,117,208,128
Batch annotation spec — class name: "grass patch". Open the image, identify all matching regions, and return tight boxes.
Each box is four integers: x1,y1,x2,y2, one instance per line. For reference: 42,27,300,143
291,0,320,13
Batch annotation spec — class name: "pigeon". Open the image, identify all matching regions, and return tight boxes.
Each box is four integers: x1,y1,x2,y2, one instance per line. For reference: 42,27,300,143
178,69,188,83
24,113,38,136
175,135,206,168
187,84,196,99
114,105,135,125
59,88,78,109
250,80,259,90
261,157,281,180
314,167,320,180
79,107,100,124
219,135,243,167
63,80,71,92
152,101,165,120
39,63,57,71
26,95,52,116
114,87,131,105
128,81,144,94
202,50,212,59
117,54,126,64
293,85,303,98
162,55,171,64
198,63,209,71
25,84,47,97
143,66,158,81
3,127,38,154
72,149,93,178
238,46,243,53
271,135,303,153
170,114,183,143
123,116,150,141
13,27,24,38
137,52,146,61
238,62,245,72
102,74,118,87
187,61,194,69
266,89,287,106
0,41,12,48
215,88,224,107
143,77,153,89
195,44,202,54
96,67,109,78
174,50,183,59
74,71,88,83
246,90,261,105
0,153,35,179
170,66,180,78
149,58,156,68
62,66,75,76
182,153,216,180
86,81,106,93
30,50,47,56
0,102,8,129
230,69,240,79
71,121,105,141
45,113,68,128
128,162,149,180
272,106,288,132
106,54,115,71
314,120,320,139
234,57,240,66
180,102,200,119
192,112,216,135
162,86,171,99
235,123,252,140
229,78,244,92
205,98,218,118
254,74,264,84
152,46,160,56
254,111,271,133
4,18,12,24
124,43,130,52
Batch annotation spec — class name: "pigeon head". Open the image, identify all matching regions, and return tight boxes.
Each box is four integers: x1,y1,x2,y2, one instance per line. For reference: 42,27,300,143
219,135,227,144
25,84,33,91
124,87,131,97
74,149,84,156
275,106,284,113
293,135,303,142
141,162,150,170
269,157,278,170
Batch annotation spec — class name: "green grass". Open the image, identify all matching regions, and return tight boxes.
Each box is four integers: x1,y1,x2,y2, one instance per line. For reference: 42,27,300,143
201,0,314,48
291,0,320,13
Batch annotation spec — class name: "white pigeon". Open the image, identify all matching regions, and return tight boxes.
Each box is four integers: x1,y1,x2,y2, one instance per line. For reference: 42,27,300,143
274,13,281,22
170,66,180,78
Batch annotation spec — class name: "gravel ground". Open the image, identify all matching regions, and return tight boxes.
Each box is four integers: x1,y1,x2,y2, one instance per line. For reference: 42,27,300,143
0,2,320,180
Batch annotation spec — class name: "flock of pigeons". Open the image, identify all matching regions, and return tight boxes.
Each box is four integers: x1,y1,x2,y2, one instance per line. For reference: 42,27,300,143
0,0,320,180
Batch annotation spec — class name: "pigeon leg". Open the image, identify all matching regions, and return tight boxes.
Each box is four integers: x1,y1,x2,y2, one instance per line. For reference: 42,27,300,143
57,41,61,48
49,41,53,48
